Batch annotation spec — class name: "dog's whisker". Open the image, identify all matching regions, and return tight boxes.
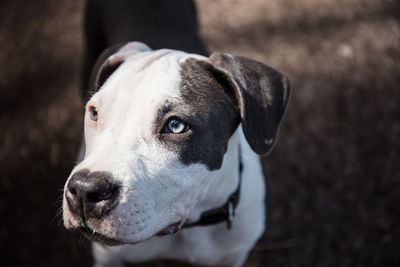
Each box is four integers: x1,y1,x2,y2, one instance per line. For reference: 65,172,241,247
51,198,64,207
50,207,64,228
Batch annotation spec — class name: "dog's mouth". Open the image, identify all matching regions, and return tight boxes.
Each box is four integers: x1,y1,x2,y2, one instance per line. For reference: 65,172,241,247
79,226,125,246
78,221,182,246
155,221,182,236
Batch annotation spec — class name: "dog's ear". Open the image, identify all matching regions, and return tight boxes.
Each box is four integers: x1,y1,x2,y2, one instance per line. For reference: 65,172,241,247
208,52,290,155
89,42,151,93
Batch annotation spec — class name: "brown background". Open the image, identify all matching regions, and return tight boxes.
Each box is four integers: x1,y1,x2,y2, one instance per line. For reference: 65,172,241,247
0,0,399,266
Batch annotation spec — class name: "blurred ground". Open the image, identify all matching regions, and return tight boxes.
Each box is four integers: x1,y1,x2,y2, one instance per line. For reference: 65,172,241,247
0,0,399,266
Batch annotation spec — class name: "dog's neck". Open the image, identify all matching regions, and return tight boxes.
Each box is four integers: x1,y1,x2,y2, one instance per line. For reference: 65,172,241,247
187,128,241,222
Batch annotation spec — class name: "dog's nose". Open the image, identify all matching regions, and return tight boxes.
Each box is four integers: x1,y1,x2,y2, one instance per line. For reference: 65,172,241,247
66,169,120,219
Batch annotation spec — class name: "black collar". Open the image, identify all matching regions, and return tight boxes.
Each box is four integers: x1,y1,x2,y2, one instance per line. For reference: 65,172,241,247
182,145,243,230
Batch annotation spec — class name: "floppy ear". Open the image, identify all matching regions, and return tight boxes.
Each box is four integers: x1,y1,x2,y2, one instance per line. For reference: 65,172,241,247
208,52,290,155
88,42,151,93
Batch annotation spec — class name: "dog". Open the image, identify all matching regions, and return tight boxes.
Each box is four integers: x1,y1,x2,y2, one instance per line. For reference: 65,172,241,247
62,1,290,266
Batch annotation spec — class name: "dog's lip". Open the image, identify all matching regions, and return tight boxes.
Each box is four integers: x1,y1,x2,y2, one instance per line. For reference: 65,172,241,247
155,221,182,236
76,221,183,245
78,226,125,246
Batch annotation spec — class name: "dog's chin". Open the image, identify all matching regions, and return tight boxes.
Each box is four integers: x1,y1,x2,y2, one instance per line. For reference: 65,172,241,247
78,221,183,246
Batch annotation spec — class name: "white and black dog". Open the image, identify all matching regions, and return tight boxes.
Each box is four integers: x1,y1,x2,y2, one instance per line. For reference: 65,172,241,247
63,1,290,266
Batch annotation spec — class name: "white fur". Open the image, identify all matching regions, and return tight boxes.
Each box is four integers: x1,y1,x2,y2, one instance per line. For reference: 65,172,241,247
63,47,266,266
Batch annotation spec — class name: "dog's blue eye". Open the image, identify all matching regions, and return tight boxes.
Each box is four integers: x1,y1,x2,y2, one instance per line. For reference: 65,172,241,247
89,106,98,121
165,118,189,134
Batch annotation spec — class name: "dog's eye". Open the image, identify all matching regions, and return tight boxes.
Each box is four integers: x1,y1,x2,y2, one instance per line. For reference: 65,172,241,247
89,106,98,121
164,118,189,134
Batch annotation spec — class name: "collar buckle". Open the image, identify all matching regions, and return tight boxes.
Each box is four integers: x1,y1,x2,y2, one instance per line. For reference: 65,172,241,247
227,200,234,230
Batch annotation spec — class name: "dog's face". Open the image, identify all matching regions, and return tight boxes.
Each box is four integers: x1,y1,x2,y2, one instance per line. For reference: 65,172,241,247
62,42,290,245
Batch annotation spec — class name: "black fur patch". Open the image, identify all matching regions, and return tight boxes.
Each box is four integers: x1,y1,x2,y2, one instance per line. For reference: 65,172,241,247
156,58,240,170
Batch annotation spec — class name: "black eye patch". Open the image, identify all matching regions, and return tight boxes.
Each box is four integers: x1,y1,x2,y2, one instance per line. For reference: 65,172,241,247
154,58,240,170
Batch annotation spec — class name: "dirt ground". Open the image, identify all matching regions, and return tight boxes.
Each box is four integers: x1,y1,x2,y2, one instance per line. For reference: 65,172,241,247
0,0,399,266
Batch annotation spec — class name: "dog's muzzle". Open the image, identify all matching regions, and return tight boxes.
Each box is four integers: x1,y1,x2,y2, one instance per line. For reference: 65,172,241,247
65,169,120,221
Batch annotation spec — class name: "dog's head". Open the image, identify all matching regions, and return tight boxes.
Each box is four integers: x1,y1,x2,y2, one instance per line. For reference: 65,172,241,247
62,42,290,245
